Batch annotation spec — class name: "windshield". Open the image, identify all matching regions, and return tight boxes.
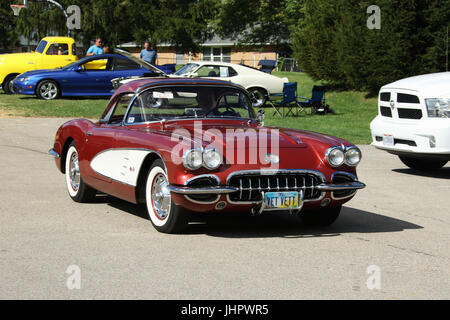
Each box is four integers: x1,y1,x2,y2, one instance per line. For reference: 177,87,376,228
174,63,199,76
35,40,47,54
62,56,92,70
125,86,255,124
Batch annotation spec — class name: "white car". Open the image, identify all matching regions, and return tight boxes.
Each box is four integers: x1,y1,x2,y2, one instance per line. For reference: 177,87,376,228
173,61,288,107
370,72,450,170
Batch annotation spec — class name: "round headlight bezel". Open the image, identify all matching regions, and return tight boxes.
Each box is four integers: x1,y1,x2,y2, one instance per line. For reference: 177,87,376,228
182,148,203,170
326,146,345,167
202,148,222,170
344,146,362,167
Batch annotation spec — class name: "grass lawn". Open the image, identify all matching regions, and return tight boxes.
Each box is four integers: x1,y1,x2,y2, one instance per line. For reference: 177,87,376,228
0,71,378,144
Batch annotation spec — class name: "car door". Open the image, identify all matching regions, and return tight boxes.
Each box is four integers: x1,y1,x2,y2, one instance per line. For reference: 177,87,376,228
39,42,73,69
64,57,113,95
81,93,132,187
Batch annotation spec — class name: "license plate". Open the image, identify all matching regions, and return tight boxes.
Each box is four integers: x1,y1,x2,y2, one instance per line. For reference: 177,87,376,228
383,134,394,146
264,192,301,210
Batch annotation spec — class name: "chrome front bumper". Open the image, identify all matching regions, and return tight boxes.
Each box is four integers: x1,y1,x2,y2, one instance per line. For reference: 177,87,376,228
168,181,365,195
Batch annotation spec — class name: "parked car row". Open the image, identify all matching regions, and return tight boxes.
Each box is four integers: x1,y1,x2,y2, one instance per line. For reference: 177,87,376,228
1,37,289,108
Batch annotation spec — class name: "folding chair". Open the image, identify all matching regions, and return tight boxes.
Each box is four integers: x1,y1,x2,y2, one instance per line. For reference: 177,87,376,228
258,60,277,73
297,85,329,114
267,82,300,117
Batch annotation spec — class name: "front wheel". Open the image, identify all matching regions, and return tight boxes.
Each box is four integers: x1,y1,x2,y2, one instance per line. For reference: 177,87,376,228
299,206,342,227
145,159,188,233
2,75,17,94
37,80,60,100
65,142,97,202
399,156,447,171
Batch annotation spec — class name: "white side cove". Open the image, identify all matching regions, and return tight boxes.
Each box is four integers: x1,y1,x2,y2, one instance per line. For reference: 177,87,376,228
90,149,151,186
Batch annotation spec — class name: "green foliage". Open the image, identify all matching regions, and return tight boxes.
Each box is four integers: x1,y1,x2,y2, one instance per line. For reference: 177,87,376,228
214,0,304,50
0,0,19,49
292,0,450,93
10,0,219,53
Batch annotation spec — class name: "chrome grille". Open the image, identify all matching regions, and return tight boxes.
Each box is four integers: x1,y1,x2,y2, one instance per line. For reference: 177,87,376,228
228,171,324,202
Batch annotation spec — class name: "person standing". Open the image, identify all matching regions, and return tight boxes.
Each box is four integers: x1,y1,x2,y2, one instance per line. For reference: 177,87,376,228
140,41,158,65
86,38,103,56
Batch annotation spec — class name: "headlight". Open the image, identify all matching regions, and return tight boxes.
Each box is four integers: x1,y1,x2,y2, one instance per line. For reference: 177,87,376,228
182,149,203,170
344,147,362,166
425,98,450,118
326,147,345,167
19,77,29,82
203,148,222,170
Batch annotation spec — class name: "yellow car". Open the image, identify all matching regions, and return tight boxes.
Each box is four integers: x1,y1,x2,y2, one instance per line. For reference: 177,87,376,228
0,36,78,93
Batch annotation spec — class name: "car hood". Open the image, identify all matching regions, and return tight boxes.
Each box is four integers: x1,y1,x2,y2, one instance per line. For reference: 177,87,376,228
382,72,450,97
0,52,41,62
129,120,349,151
19,68,66,78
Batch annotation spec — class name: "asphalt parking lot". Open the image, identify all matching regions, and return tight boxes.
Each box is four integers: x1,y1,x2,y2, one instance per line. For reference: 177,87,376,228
0,117,449,300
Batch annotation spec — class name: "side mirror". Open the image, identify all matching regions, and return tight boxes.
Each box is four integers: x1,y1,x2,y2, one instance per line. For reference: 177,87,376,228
74,65,84,72
189,72,198,78
257,109,265,126
98,119,108,124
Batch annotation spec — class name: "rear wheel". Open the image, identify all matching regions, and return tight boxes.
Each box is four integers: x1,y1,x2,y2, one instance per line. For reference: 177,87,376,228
37,80,60,100
399,156,447,171
145,159,188,233
299,206,342,227
248,88,267,108
65,142,96,202
2,75,17,94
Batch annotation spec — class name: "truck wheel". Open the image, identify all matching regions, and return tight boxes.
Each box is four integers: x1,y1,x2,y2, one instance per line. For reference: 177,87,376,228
37,80,60,100
299,206,342,227
399,156,447,171
2,75,17,94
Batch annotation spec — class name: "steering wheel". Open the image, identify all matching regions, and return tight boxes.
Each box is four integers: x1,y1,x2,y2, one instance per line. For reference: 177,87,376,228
204,105,239,117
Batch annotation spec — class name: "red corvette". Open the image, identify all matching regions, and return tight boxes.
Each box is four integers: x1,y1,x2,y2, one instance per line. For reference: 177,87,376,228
50,77,365,233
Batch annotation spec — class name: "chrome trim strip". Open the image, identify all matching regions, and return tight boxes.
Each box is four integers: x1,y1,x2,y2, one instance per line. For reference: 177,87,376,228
168,185,238,194
183,195,220,205
184,174,221,186
330,171,362,200
316,182,366,191
49,148,60,158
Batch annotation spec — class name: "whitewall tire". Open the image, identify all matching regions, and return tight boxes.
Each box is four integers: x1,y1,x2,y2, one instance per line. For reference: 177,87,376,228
145,159,188,233
65,142,96,202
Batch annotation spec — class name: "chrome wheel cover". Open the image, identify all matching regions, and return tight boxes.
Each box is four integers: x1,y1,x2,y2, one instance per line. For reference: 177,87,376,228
40,82,58,100
152,173,171,220
249,89,265,108
69,152,80,192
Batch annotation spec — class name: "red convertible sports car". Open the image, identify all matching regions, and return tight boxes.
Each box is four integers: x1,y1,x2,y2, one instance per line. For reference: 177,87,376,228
50,77,365,233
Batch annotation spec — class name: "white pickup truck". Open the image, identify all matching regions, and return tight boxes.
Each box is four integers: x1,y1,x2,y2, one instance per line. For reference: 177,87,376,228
370,72,450,170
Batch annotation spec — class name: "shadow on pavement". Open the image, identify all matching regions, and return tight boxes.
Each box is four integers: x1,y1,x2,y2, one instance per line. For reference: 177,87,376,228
392,167,450,179
95,194,423,238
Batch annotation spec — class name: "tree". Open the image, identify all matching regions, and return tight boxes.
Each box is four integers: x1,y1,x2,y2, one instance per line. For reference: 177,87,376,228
214,0,304,51
292,0,450,92
0,0,20,50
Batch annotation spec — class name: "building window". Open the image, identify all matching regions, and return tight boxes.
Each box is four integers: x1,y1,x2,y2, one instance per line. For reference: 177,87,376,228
202,47,231,62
